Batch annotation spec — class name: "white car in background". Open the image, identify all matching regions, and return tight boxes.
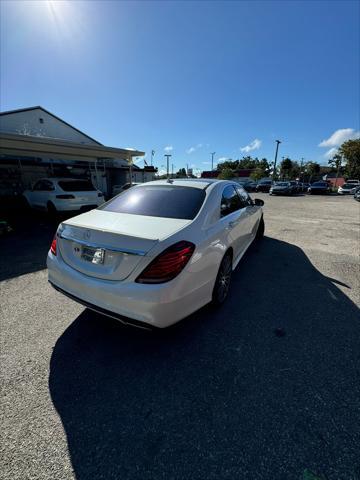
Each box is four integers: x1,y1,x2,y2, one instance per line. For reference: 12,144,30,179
23,178,104,214
47,179,265,329
337,183,359,195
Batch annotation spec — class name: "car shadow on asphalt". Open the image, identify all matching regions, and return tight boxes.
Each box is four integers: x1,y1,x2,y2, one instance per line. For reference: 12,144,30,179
48,237,360,480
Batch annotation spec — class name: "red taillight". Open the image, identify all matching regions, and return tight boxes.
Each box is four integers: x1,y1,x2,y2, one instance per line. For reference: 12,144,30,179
50,236,57,255
136,241,195,284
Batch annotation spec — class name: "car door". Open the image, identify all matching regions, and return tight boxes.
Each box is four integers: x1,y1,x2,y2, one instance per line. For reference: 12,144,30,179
219,184,248,260
30,180,53,209
28,180,45,208
235,185,261,243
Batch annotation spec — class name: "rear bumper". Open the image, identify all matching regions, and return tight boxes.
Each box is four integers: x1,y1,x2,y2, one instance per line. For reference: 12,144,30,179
47,251,213,328
54,200,103,211
49,283,154,330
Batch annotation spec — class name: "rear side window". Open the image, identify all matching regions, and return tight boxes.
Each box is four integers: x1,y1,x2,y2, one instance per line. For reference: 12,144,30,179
100,185,206,220
236,186,253,207
220,185,242,217
33,180,54,191
58,181,96,192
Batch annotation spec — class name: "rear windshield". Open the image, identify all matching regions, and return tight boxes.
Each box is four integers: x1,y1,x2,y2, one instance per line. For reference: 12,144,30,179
100,185,206,220
58,181,96,192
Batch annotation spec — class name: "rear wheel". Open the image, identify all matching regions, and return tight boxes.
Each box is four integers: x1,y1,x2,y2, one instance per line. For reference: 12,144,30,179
256,216,265,239
212,252,233,305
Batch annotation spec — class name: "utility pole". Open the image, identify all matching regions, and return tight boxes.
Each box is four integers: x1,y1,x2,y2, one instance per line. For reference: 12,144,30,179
186,163,189,177
151,150,155,166
171,163,175,178
164,154,172,179
211,152,216,171
273,140,281,181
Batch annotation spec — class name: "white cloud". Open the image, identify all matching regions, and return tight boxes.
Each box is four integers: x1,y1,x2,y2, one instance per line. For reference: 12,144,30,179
217,157,228,162
186,143,203,154
323,147,338,159
164,145,173,152
240,138,262,153
202,161,211,165
319,128,360,148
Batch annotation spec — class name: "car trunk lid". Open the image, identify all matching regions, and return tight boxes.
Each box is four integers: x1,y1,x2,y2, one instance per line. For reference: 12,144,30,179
58,210,191,281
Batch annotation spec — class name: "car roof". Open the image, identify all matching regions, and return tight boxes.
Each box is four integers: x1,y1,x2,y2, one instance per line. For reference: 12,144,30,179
137,178,228,190
38,177,91,182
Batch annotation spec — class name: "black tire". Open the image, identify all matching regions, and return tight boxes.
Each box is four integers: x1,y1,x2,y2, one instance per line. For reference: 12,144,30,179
256,216,265,239
212,252,233,305
47,201,57,216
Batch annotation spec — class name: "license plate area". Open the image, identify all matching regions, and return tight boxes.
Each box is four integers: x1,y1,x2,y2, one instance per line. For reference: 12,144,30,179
81,246,105,264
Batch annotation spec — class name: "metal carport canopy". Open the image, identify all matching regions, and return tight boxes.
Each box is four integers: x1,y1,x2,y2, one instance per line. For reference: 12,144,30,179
0,133,145,162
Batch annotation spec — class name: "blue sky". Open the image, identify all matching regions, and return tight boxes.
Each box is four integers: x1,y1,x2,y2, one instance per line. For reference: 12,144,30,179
1,0,359,174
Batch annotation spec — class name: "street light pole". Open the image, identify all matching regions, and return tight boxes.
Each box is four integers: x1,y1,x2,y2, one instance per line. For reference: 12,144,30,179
164,154,172,179
273,140,281,181
211,152,216,170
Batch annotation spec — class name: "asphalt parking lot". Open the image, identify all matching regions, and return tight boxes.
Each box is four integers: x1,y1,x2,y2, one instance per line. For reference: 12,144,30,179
1,194,359,480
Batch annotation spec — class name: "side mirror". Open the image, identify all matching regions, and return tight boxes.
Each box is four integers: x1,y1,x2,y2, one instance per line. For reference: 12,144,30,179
254,198,264,206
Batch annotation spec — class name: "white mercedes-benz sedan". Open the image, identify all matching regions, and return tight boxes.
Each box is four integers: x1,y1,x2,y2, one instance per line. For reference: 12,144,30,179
47,179,264,328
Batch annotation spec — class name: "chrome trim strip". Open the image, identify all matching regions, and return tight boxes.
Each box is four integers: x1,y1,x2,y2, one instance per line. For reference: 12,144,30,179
59,233,147,256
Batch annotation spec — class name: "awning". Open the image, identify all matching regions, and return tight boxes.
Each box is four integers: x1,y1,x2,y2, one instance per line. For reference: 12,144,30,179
0,133,144,163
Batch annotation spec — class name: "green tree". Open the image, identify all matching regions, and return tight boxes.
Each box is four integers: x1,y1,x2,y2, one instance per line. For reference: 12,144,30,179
250,167,267,181
176,168,187,178
217,159,237,171
289,161,301,179
328,153,343,186
218,168,234,180
217,156,271,177
280,158,293,179
238,156,256,169
328,153,342,171
338,138,360,179
305,161,321,182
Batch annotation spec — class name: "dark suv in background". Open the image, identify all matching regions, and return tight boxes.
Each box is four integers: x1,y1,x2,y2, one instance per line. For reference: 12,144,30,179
256,180,272,193
308,181,331,194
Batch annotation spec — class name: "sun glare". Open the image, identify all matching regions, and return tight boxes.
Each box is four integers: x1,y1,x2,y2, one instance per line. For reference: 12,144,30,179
46,0,64,21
